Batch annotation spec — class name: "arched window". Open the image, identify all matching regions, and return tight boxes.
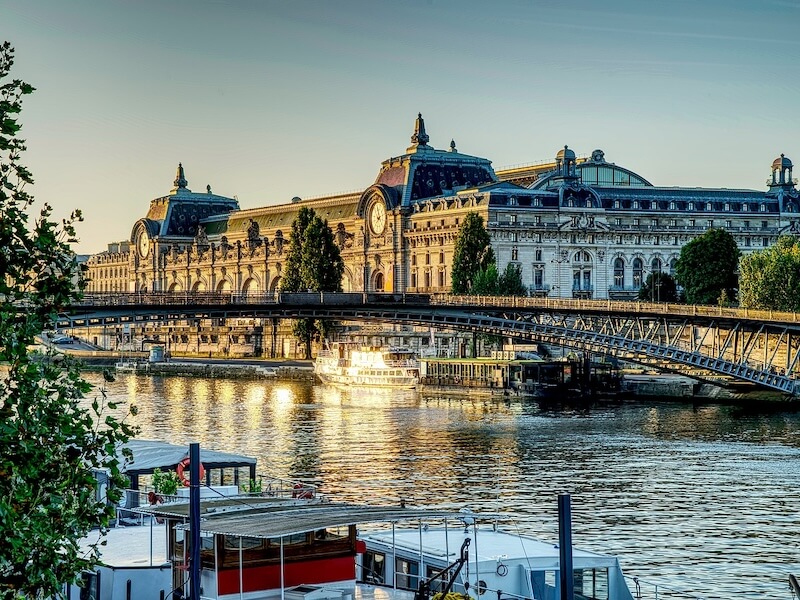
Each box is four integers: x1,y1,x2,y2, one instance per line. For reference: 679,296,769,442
633,258,644,288
374,272,385,292
651,257,662,274
669,258,678,274
613,258,625,289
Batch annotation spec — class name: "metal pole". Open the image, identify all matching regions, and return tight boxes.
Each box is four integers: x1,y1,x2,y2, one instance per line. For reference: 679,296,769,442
557,494,574,600
189,443,201,600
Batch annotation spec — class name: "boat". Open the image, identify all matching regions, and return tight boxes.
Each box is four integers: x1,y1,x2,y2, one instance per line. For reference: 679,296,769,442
69,493,651,600
314,343,420,389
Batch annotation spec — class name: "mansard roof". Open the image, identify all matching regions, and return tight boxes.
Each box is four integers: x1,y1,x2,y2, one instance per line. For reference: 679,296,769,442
374,114,497,206
141,164,239,240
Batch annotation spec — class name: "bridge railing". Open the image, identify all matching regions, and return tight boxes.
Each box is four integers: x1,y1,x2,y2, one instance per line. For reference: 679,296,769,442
74,292,800,325
430,294,800,325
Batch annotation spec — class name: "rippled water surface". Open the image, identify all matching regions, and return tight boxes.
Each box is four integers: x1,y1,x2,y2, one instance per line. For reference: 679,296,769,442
87,373,800,599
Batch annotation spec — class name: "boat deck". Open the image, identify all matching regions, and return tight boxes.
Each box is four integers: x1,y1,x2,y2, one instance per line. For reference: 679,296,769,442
81,519,168,567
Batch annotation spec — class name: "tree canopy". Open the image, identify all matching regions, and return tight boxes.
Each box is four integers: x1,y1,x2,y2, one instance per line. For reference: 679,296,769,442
279,207,343,357
0,42,137,598
674,228,740,305
739,235,800,311
637,272,679,302
451,212,495,294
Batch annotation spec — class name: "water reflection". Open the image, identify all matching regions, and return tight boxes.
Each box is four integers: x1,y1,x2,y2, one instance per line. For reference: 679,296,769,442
85,373,800,599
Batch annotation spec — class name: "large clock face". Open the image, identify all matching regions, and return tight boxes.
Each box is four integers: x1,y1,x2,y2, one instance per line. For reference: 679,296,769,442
369,202,387,235
137,231,151,258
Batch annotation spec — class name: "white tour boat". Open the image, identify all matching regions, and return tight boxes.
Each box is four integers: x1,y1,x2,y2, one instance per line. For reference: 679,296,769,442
315,343,420,389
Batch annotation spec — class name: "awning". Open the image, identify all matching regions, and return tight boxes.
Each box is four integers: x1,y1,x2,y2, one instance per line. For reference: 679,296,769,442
118,440,257,476
173,503,495,539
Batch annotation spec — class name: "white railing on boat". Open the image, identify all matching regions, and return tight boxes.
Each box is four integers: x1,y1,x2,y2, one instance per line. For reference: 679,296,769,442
628,576,707,600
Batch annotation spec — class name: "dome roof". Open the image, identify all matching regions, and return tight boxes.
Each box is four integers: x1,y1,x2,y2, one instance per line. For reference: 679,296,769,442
556,145,576,161
773,153,792,169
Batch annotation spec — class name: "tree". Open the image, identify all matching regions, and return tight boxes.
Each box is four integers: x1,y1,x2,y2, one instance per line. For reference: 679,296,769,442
739,235,800,311
0,42,137,598
674,228,740,305
279,207,343,358
471,264,499,295
498,263,527,296
451,212,495,294
637,272,678,302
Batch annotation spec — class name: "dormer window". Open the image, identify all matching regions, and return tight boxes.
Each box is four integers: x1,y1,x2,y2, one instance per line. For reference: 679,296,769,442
725,203,730,211
670,201,676,210
614,200,621,209
633,200,639,209
706,202,712,211
760,204,767,212
688,202,694,211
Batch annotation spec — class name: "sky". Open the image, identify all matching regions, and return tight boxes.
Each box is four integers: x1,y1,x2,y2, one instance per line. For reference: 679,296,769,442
5,0,800,254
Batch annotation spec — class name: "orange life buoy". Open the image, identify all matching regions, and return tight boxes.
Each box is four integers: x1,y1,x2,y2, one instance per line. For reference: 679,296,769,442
292,482,314,499
176,457,206,487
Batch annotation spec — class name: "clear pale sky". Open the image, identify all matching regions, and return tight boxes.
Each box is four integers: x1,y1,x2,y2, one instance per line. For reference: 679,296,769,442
5,0,800,254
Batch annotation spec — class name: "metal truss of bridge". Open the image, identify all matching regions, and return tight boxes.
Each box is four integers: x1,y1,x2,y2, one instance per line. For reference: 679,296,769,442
61,292,800,396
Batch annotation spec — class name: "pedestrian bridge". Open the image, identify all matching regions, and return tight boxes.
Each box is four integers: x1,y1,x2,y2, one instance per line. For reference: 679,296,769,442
60,292,800,395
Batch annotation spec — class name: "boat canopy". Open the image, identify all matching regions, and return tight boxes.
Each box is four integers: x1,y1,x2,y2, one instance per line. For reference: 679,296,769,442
119,440,257,476
173,503,499,539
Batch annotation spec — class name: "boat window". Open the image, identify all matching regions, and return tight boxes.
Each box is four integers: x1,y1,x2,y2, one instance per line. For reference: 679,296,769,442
79,572,100,600
362,550,386,585
224,535,264,550
395,558,419,590
426,565,451,593
575,567,609,600
530,568,609,600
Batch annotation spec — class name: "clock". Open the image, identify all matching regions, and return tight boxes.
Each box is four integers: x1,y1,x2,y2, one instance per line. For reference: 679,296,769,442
369,202,387,235
137,231,151,258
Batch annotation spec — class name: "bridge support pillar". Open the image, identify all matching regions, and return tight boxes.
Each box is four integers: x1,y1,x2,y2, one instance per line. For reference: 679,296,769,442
271,318,278,359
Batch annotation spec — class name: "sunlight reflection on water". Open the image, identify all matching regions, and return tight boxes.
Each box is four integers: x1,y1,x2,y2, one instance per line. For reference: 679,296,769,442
85,373,800,599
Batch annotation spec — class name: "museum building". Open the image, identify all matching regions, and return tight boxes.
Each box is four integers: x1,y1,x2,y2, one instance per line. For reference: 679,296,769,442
84,114,800,355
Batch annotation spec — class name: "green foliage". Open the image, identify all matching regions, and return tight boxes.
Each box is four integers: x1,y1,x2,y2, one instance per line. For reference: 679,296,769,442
243,478,262,494
471,264,499,295
739,235,800,311
151,468,180,496
498,263,527,296
637,272,678,302
0,42,138,598
674,228,740,305
279,207,344,358
451,212,495,294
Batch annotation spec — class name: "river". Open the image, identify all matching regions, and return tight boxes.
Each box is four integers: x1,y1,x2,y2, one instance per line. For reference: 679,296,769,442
85,373,800,600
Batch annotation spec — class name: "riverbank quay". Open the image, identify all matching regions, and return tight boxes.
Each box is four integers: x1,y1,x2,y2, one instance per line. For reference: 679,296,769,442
43,347,799,403
59,349,315,381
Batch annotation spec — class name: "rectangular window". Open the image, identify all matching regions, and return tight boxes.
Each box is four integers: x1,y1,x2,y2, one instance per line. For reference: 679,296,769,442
651,218,657,227
534,215,542,224
511,247,519,261
725,220,732,229
689,219,695,227
763,237,769,247
510,214,517,223
362,551,386,585
707,220,713,228
745,237,751,247
614,218,621,226
635,235,641,245
395,559,419,590
743,220,750,229
762,220,769,229
534,269,543,287
615,235,622,244
535,249,542,262
653,236,659,245
633,218,640,226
